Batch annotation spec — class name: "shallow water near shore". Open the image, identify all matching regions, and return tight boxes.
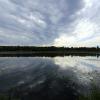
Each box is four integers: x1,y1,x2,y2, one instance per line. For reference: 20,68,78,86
0,56,100,100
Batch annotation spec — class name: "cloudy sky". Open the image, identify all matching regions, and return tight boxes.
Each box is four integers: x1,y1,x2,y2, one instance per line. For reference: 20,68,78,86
0,0,100,47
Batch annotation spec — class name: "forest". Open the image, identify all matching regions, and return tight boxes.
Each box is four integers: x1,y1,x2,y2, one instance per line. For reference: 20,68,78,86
0,46,99,53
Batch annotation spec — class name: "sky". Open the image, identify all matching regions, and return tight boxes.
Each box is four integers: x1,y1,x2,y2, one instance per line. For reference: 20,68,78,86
0,0,100,47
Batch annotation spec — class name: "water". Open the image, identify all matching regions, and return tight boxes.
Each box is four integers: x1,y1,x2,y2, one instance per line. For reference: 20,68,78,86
0,56,100,100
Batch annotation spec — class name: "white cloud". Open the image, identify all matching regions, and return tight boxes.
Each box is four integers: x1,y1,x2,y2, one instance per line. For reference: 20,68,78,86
53,0,100,47
0,0,99,46
84,0,93,8
74,19,98,39
53,34,76,47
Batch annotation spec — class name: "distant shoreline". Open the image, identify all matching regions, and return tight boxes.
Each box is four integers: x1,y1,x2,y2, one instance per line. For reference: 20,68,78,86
0,46,99,57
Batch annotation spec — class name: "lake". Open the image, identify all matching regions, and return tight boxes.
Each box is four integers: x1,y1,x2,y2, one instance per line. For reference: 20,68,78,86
0,56,100,100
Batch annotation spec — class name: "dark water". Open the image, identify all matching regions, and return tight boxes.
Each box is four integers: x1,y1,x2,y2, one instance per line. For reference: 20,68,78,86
0,56,100,100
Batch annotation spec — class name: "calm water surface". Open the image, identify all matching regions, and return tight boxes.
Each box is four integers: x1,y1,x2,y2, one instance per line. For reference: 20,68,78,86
0,56,100,100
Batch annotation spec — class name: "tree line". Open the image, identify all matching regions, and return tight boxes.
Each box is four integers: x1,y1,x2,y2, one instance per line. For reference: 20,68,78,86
0,46,99,52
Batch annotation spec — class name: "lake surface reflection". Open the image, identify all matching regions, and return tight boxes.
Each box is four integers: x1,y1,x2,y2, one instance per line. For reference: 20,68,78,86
0,56,100,100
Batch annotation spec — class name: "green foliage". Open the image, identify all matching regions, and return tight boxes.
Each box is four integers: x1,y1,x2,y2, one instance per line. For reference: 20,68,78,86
79,86,100,100
0,94,8,100
0,94,20,100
